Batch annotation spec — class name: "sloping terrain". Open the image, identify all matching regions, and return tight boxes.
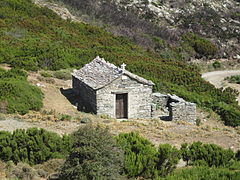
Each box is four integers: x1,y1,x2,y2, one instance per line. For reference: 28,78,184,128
202,70,240,103
51,0,240,59
0,71,240,151
0,0,240,126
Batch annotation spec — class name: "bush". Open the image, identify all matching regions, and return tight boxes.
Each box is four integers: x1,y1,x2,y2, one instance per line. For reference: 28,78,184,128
180,142,235,167
59,125,125,180
225,75,240,84
212,61,221,69
156,144,181,177
0,68,43,114
164,166,240,180
213,102,240,127
116,132,157,178
236,150,240,161
53,69,72,80
0,128,73,165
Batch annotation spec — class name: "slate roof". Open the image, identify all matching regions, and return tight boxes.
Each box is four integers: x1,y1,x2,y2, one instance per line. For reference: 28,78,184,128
72,56,155,90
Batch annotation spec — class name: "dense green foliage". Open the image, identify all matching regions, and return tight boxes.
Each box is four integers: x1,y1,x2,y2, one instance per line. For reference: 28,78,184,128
0,128,73,165
116,132,181,178
59,126,125,180
212,60,221,69
180,142,235,167
116,132,157,178
156,144,181,177
0,68,43,114
0,0,240,126
1,127,239,179
225,75,240,84
163,166,240,180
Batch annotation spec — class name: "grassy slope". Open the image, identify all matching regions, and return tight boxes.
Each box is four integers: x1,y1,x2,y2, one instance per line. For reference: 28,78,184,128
0,68,43,114
0,0,239,125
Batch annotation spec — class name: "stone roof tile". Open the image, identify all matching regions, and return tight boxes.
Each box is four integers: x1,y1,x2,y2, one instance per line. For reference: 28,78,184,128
72,56,155,90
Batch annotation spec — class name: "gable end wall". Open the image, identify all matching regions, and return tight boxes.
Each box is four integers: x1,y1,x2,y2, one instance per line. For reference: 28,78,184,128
96,75,152,119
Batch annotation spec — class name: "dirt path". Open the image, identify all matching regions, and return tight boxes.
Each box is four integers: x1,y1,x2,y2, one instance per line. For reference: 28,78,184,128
202,70,240,103
202,70,240,88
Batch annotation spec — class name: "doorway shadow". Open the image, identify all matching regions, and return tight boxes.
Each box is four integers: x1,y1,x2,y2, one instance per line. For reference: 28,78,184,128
160,115,172,121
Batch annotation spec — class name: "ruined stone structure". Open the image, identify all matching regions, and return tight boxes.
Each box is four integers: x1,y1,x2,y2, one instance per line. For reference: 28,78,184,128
72,56,154,119
152,93,197,123
72,56,196,122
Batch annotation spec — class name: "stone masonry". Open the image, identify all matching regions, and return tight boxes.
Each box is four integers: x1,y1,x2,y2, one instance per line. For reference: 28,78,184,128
72,56,154,119
72,56,196,122
152,93,197,123
96,74,153,119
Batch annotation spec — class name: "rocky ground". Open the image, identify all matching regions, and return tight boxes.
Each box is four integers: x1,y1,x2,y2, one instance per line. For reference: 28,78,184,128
116,0,240,57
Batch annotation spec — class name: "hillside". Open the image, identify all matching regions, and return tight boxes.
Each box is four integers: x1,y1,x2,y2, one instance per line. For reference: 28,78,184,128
0,1,240,179
0,0,240,127
51,0,240,59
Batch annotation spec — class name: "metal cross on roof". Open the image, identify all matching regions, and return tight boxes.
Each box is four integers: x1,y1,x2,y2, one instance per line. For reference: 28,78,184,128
121,63,126,71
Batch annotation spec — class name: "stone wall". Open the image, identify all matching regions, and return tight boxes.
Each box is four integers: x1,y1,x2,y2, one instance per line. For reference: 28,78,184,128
72,76,97,113
169,102,196,123
152,92,169,109
96,75,153,119
152,93,196,123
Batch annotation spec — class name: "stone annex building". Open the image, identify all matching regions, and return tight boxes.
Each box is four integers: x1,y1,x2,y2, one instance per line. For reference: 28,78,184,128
72,56,196,122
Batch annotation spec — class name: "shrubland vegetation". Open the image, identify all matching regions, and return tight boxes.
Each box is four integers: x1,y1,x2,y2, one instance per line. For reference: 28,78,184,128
1,126,239,179
0,0,240,126
59,126,124,180
0,68,43,114
225,75,240,84
162,166,240,180
0,128,72,165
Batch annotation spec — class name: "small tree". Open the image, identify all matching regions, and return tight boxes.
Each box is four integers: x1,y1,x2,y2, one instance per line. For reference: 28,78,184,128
156,144,181,177
116,132,157,178
180,142,235,167
59,125,125,180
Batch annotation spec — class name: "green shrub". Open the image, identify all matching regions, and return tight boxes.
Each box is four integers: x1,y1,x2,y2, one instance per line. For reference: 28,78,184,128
156,144,181,177
180,142,235,167
225,75,240,84
213,102,240,127
53,70,72,80
212,61,221,69
59,126,125,180
236,150,240,161
58,114,72,121
0,68,43,114
0,128,73,165
116,132,157,178
164,166,240,180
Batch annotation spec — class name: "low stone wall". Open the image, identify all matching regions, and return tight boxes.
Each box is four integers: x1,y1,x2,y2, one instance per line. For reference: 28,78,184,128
152,93,196,123
169,102,196,123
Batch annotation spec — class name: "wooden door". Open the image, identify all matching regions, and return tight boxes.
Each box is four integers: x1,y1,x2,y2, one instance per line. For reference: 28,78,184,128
116,94,128,119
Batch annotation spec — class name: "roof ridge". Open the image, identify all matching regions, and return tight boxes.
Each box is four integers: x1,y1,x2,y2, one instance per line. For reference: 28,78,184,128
72,56,154,89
